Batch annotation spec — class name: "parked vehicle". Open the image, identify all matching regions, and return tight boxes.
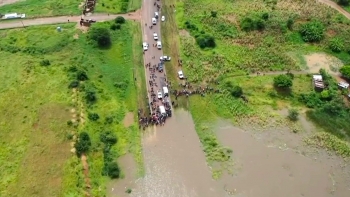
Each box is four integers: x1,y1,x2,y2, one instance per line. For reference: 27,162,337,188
142,42,149,51
156,41,162,49
157,63,164,72
160,56,171,61
163,87,169,96
152,17,157,25
153,32,158,40
178,70,184,79
161,16,165,22
157,90,163,99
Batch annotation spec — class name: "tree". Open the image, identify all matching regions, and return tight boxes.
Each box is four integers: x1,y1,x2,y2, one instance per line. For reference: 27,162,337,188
107,162,121,179
88,27,111,47
288,109,299,121
262,12,269,20
299,20,325,42
273,74,293,89
110,24,121,30
329,37,344,53
75,132,92,156
286,18,294,30
77,70,88,81
240,17,255,31
88,112,100,121
195,34,216,48
100,131,118,145
231,85,243,97
85,89,97,103
336,0,349,6
256,19,265,30
115,16,126,24
339,65,350,78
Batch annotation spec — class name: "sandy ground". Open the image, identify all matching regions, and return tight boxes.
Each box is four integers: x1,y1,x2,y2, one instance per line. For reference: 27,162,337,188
305,53,343,74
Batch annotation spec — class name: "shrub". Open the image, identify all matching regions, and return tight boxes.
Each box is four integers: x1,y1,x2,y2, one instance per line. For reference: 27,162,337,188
256,19,265,30
210,11,217,17
110,24,121,30
85,89,97,103
299,20,325,42
195,34,216,48
329,37,344,52
125,188,132,194
107,162,121,179
240,17,255,31
75,132,92,156
339,65,350,78
105,116,114,124
40,59,50,66
336,0,349,6
231,86,243,97
286,18,294,30
273,74,293,89
262,12,269,20
77,70,88,81
88,27,111,47
88,112,100,121
100,131,118,145
115,16,126,24
68,80,79,88
288,109,299,121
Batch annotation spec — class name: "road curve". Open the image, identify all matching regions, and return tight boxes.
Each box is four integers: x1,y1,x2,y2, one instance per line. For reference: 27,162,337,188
0,11,141,30
318,0,350,20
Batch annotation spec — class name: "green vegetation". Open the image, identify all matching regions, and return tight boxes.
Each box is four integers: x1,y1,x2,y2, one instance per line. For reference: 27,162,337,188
0,20,144,196
339,65,350,78
95,0,141,13
0,0,81,17
273,74,293,89
288,108,299,121
299,20,325,42
305,132,350,158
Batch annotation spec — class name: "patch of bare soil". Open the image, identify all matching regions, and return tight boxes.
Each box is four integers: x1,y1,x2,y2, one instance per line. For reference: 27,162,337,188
73,34,79,39
0,0,20,7
179,29,190,37
305,53,343,74
81,154,91,194
123,112,134,127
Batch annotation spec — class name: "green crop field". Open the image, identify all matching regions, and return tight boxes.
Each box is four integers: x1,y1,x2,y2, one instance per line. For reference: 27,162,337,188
95,0,142,13
0,20,144,196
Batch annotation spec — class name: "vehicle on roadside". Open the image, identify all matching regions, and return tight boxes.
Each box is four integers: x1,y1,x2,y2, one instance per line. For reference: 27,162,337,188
156,41,162,49
88,19,96,23
142,42,149,51
161,16,165,22
159,105,166,115
152,17,157,25
163,86,169,96
157,90,163,99
153,32,158,40
178,70,184,79
160,56,171,61
157,63,164,72
154,12,159,19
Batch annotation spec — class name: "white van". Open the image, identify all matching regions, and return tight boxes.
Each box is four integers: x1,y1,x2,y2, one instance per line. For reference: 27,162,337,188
152,17,156,25
156,41,162,49
163,87,169,96
159,105,166,115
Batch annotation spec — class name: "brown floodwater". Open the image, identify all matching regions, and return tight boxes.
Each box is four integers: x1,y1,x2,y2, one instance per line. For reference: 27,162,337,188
215,121,350,197
129,109,227,197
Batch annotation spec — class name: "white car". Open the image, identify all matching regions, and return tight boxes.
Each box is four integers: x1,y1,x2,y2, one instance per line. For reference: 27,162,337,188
154,12,159,19
178,70,184,79
142,42,149,51
153,32,158,40
152,17,156,25
161,16,165,22
156,41,162,49
157,91,163,99
160,56,171,61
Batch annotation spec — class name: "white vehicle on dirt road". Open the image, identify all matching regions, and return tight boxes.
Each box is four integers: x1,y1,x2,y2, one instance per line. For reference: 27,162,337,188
157,90,163,99
153,32,158,40
143,42,149,51
156,41,162,49
152,17,156,25
160,56,171,61
178,70,184,79
161,16,165,22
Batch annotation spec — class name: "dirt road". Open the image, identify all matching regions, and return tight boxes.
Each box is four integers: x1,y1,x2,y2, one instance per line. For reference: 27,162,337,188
0,11,141,30
318,0,350,19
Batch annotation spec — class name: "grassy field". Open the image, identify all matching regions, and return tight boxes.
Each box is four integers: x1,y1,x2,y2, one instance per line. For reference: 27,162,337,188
0,0,81,17
160,0,350,177
0,20,144,196
95,0,141,14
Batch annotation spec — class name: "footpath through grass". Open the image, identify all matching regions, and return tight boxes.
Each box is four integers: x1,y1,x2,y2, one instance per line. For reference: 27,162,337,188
0,20,144,196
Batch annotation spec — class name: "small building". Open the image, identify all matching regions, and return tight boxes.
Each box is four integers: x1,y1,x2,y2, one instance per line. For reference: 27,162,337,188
338,81,349,89
312,75,325,90
3,13,25,19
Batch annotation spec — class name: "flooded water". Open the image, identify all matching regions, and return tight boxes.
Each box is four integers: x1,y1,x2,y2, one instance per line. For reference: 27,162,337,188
130,109,227,197
216,121,350,197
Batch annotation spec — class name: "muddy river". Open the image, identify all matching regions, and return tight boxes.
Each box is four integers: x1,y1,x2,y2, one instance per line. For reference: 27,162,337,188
108,110,350,197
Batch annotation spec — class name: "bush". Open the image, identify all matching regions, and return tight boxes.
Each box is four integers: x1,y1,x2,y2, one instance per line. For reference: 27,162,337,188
40,59,50,66
231,86,243,97
115,16,126,24
210,11,217,17
339,65,350,78
100,131,118,145
75,132,92,156
336,0,349,6
273,74,293,89
77,70,88,81
299,20,325,42
88,112,99,121
329,37,344,52
107,162,121,179
85,89,97,103
262,12,269,20
286,18,294,30
88,27,111,47
125,188,132,194
195,34,216,48
288,109,299,121
68,80,79,88
240,17,266,31
110,24,121,30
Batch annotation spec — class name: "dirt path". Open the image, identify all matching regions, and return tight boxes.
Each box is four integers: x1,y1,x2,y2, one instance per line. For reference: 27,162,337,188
318,0,350,20
0,10,141,30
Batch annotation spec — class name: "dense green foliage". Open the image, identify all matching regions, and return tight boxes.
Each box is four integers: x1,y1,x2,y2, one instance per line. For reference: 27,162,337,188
75,132,92,156
339,65,350,78
336,0,349,6
195,34,216,48
107,162,121,178
273,74,293,88
115,16,126,24
299,20,325,42
224,81,243,97
288,109,299,121
88,27,112,47
329,37,344,52
40,59,51,66
240,17,266,31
